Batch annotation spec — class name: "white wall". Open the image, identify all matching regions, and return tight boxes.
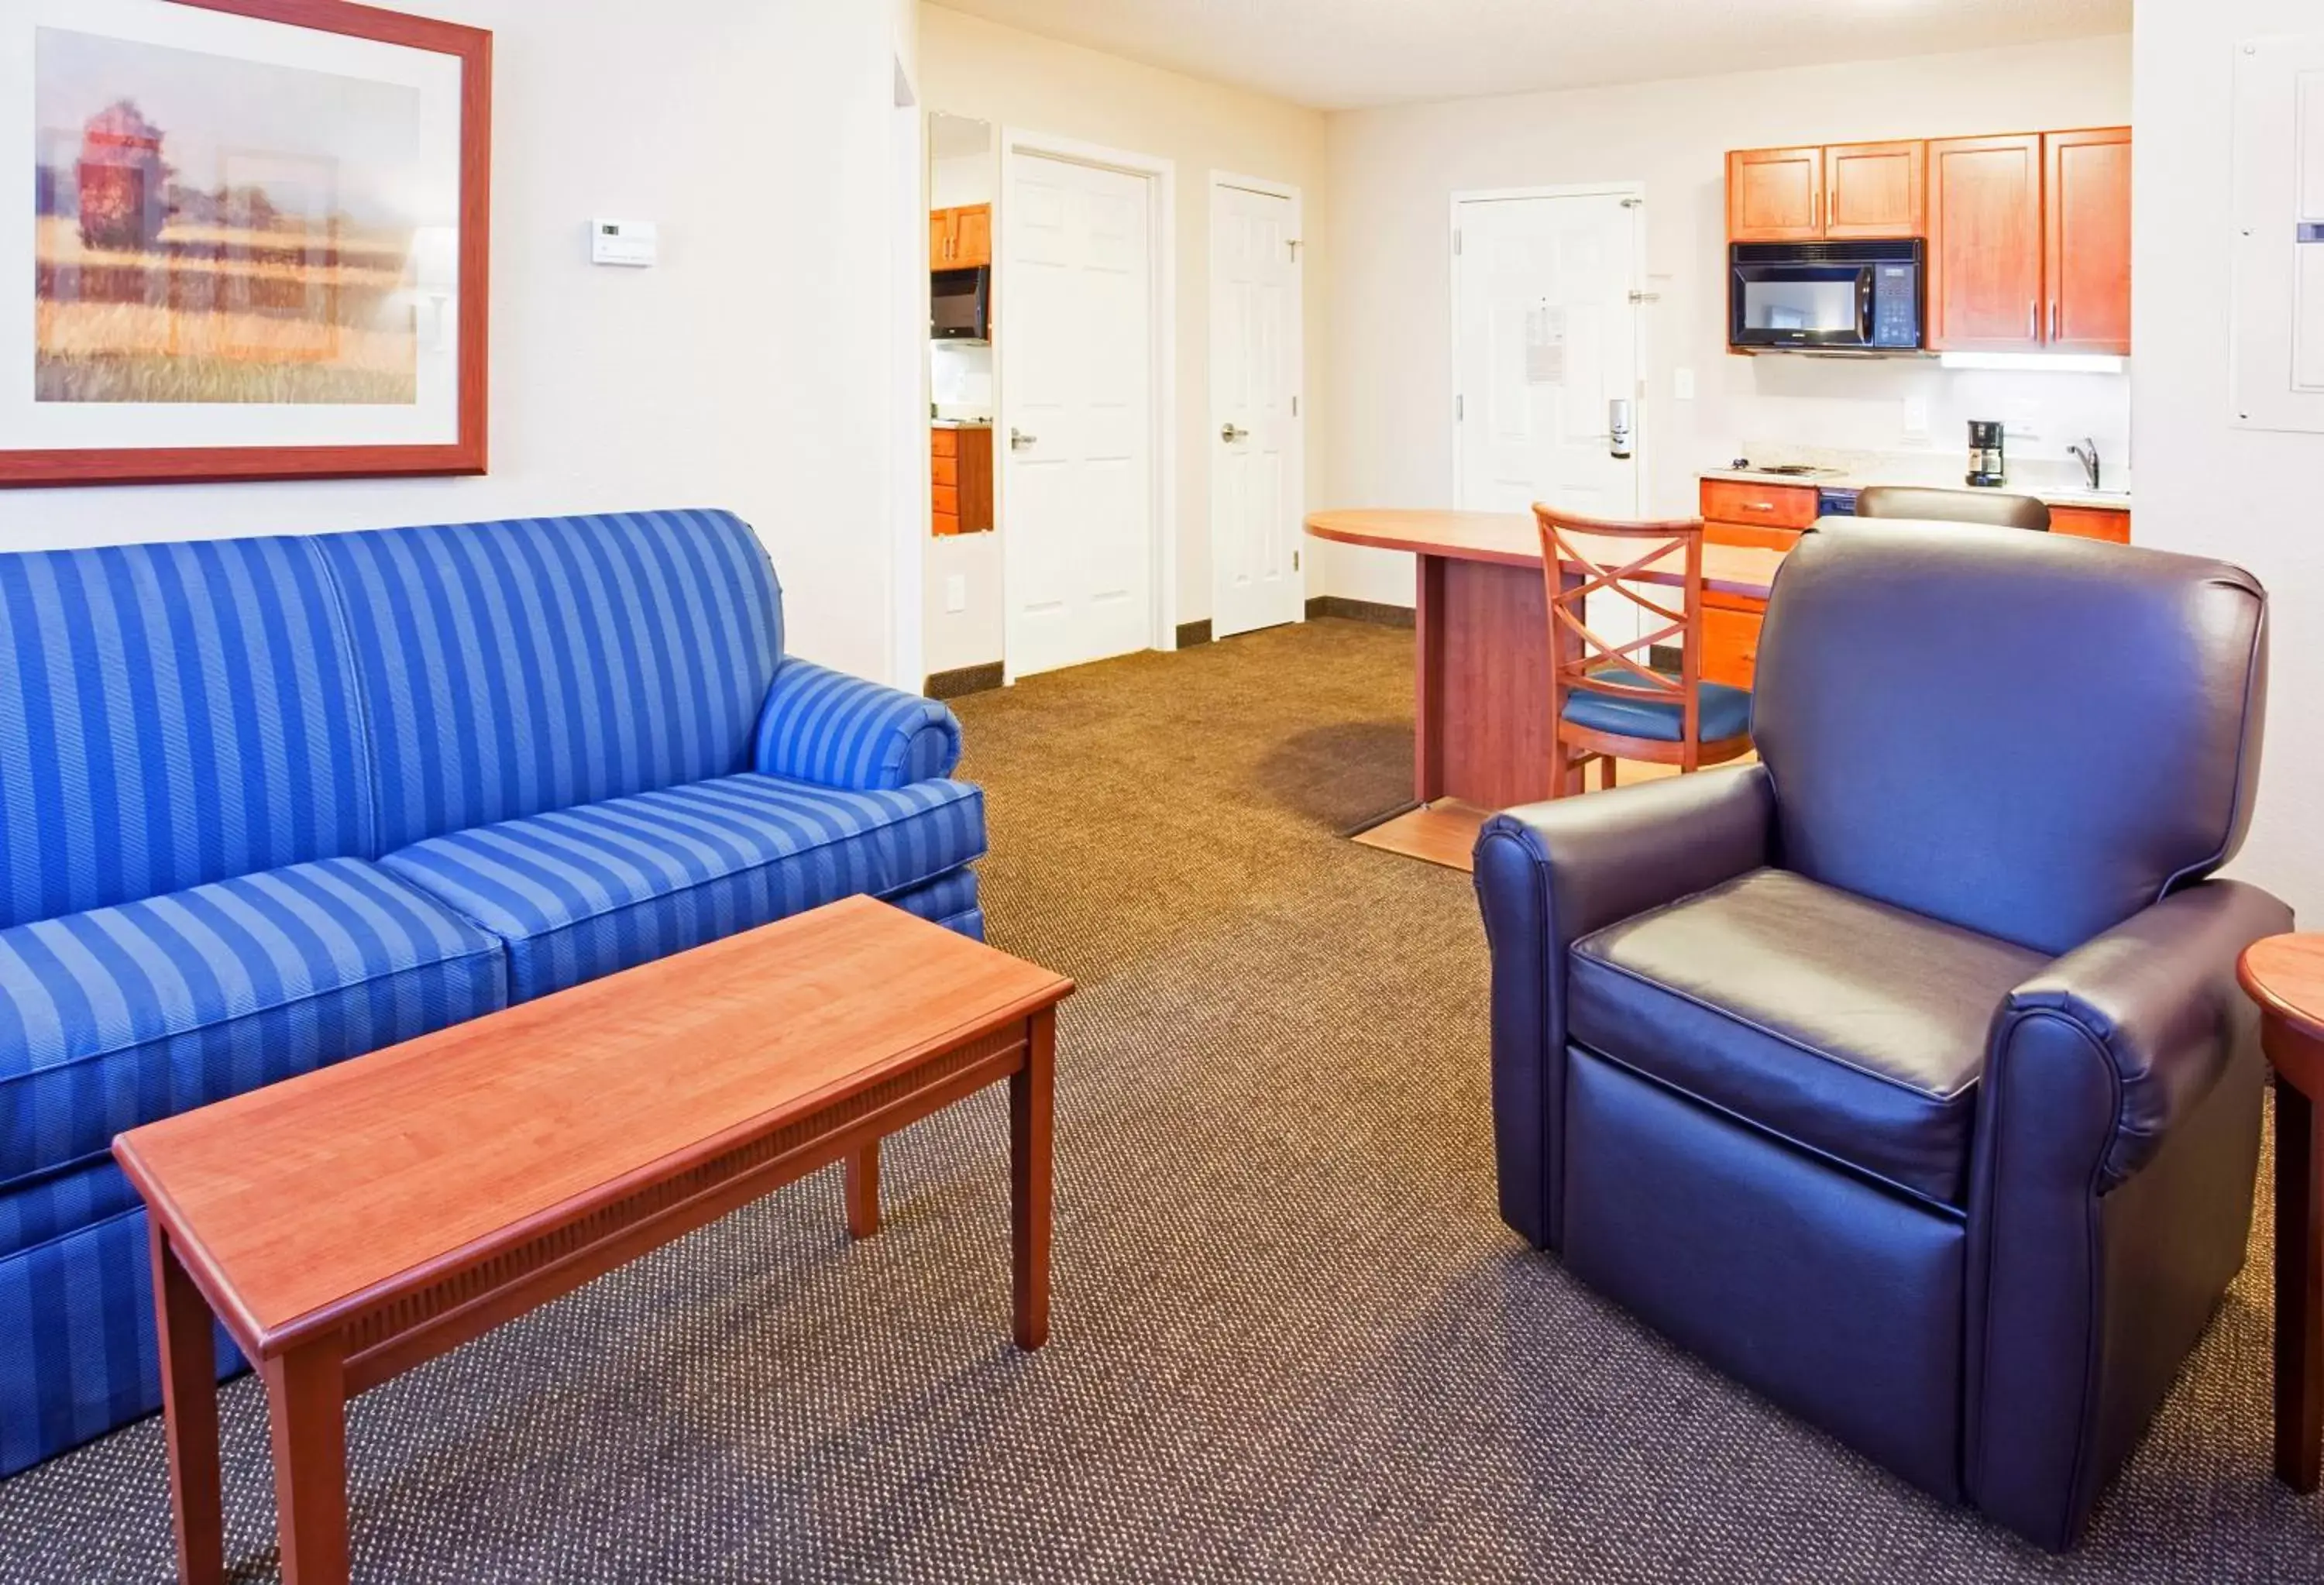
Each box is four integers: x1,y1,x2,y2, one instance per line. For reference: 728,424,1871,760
917,2,1331,641
1318,34,2134,607
2135,2,2324,921
0,1,911,684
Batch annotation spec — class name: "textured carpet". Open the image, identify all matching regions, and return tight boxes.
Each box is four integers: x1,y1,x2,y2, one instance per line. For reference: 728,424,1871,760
2,617,2320,1582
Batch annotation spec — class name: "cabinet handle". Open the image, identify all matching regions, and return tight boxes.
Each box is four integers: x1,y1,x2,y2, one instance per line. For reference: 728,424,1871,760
2050,301,2060,341
1812,191,1821,232
2030,301,2039,341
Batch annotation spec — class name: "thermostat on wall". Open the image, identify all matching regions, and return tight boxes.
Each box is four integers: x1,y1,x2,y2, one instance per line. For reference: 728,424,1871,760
591,219,658,267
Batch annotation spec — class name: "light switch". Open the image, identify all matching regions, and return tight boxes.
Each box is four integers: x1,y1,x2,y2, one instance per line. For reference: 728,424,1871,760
591,219,658,267
944,575,968,614
1902,395,1931,442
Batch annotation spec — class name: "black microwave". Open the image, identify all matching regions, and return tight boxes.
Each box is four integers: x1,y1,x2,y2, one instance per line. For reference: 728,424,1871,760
1730,239,1923,352
933,265,991,342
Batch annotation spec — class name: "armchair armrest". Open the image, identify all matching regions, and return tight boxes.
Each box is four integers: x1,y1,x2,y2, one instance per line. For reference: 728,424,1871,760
1472,765,1776,1249
1966,878,2291,1547
752,658,963,791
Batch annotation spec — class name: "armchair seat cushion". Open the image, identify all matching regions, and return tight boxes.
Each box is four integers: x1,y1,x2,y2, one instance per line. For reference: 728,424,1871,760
1568,868,2046,1207
1563,672,1752,744
383,772,985,1002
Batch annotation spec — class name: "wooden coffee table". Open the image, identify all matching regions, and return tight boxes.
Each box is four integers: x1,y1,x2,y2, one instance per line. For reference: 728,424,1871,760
113,896,1072,1585
2238,933,2324,1494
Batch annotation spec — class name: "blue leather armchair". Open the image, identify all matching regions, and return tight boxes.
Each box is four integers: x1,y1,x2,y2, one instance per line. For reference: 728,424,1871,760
1473,521,2286,1549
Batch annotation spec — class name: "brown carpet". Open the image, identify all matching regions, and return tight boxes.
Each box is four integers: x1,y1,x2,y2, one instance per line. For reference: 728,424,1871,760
2,617,2319,1581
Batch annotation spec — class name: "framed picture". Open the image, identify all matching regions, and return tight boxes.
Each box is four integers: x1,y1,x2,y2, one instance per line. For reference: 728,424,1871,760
0,0,490,487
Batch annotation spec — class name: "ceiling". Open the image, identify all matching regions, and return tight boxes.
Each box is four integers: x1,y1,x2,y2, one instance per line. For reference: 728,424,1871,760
928,0,2133,112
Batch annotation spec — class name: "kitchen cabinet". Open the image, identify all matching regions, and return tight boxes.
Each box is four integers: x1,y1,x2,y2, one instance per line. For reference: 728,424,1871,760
1927,134,2046,352
2044,128,2132,356
1700,600,1764,690
931,426,993,537
2048,505,2132,544
1728,147,1825,241
1700,477,1818,551
930,204,992,269
1728,141,1924,242
1826,141,1926,238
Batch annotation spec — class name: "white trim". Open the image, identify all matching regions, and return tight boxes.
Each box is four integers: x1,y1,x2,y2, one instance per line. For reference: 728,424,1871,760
995,127,1179,682
888,67,927,692
1449,182,1648,516
1206,170,1307,637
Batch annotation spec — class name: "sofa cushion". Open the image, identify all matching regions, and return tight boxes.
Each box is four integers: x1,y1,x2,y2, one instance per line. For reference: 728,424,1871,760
1568,868,2047,1207
0,536,374,930
383,774,987,1002
314,510,784,851
0,858,507,1189
0,1157,139,1261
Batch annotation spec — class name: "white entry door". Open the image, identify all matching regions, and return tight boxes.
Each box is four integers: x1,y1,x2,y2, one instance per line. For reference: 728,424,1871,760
1002,153,1156,679
1452,190,1642,634
1210,181,1302,638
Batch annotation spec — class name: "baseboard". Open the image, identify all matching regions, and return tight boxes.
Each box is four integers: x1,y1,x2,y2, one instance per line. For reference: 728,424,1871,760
1305,595,1416,629
1175,620,1213,649
924,662,1004,702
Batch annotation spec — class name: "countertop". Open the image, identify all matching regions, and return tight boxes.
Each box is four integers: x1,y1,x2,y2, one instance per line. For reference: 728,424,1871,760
1701,467,2130,511
1703,446,2131,511
931,418,993,430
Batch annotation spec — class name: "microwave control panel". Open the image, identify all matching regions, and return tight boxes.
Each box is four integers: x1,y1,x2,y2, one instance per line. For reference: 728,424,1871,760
1868,264,1920,349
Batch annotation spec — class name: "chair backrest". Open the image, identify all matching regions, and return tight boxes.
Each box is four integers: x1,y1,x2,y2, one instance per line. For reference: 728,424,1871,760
0,537,376,928
1855,485,2051,531
314,509,785,850
1535,507,1707,742
1752,521,2267,956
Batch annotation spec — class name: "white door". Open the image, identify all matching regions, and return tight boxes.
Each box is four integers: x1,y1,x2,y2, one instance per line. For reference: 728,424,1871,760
1210,181,1302,638
1452,191,1642,637
1002,153,1156,679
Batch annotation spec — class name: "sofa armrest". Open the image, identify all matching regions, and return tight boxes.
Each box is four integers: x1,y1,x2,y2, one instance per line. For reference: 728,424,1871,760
1471,765,1776,1249
753,658,963,791
1965,878,2290,1547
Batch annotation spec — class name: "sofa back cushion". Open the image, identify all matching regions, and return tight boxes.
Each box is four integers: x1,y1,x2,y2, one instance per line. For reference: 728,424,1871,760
315,510,783,850
1751,521,2267,957
0,537,374,928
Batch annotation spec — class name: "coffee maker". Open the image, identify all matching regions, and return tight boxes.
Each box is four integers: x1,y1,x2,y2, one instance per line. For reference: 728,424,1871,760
1967,419,2006,487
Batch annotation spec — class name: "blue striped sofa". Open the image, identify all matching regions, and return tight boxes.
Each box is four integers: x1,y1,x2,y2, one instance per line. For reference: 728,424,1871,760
0,508,984,1476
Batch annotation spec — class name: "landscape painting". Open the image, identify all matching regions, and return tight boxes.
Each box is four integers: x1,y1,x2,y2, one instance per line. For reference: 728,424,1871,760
33,25,427,407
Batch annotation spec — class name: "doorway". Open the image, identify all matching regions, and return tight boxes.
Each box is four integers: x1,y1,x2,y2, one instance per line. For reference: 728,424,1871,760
999,134,1174,681
1208,174,1305,639
1451,185,1645,638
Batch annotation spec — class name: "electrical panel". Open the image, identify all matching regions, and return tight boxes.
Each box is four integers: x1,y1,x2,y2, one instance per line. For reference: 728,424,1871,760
2232,34,2324,431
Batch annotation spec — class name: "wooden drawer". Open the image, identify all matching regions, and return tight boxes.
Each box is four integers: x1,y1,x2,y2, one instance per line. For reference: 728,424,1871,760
1700,603,1765,690
930,428,958,457
932,510,961,538
1705,519,1806,552
1701,478,1819,530
931,483,960,517
2049,505,2130,544
931,454,958,487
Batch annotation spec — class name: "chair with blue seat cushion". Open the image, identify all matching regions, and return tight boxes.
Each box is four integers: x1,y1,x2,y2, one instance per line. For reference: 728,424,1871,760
381,775,985,1001
1536,506,1754,795
1473,521,2285,1548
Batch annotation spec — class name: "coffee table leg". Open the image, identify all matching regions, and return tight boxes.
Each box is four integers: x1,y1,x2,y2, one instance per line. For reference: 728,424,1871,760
262,1341,349,1585
2280,1072,2323,1493
846,1140,882,1239
150,1220,225,1585
1011,1007,1056,1350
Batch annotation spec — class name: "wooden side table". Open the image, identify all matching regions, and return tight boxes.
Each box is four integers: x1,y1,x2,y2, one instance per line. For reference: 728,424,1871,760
2238,933,2324,1493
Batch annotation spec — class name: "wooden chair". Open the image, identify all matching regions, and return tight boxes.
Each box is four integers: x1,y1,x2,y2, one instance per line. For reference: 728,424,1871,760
1535,506,1755,796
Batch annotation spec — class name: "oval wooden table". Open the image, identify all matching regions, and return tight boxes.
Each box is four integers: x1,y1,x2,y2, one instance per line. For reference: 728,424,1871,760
2239,933,2324,1493
1303,509,1787,868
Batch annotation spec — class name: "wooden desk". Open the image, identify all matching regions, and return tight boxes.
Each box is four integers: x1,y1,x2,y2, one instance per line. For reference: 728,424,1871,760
2237,933,2324,1494
1305,509,1786,814
115,898,1073,1585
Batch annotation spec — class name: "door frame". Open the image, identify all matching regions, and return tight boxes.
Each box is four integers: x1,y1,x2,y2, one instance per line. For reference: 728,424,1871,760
1207,169,1306,638
996,127,1178,682
1447,182,1649,517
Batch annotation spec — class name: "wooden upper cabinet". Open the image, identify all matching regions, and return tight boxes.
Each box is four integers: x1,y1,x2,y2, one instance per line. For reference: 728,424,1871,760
1825,140,1925,238
1927,134,2045,352
1728,147,1825,241
2044,128,2131,355
929,205,993,268
951,204,992,269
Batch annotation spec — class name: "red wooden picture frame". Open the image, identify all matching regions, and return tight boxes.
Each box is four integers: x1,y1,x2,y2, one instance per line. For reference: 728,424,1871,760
2,0,491,488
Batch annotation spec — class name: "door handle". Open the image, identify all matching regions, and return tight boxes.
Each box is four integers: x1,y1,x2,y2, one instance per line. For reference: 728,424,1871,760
1221,424,1250,443
1009,428,1037,451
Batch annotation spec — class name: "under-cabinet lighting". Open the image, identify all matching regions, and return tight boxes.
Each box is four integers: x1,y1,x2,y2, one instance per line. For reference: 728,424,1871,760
1937,352,2127,374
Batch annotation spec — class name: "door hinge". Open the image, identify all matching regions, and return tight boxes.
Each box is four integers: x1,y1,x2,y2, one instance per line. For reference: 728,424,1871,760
1288,239,1301,261
1453,229,1463,256
1456,394,1465,422
1291,395,1300,418
1294,551,1301,571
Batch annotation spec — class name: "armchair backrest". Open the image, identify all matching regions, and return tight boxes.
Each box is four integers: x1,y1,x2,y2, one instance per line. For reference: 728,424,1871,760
1751,522,2267,957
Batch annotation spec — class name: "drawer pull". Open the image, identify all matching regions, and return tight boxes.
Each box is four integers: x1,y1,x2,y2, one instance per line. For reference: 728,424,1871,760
1743,502,1775,512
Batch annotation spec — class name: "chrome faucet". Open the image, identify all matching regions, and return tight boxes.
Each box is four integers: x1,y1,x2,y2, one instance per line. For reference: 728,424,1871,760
2068,438,2101,492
